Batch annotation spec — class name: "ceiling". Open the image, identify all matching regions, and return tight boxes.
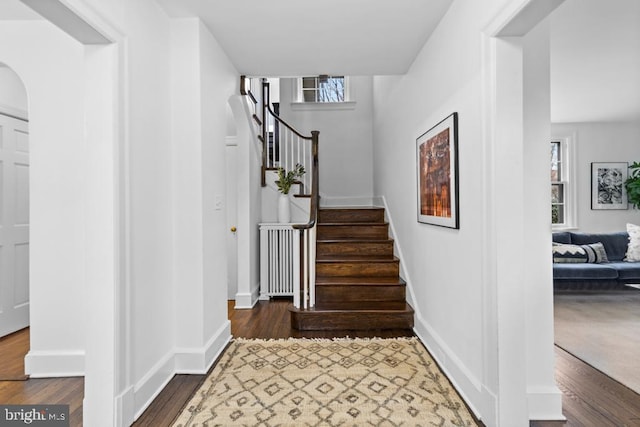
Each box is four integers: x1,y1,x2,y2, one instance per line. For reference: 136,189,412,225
1,0,638,123
550,0,640,123
154,0,454,76
0,0,41,19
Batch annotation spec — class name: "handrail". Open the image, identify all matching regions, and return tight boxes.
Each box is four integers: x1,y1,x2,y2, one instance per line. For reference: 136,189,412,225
261,81,318,230
240,76,319,309
264,85,312,141
292,132,319,231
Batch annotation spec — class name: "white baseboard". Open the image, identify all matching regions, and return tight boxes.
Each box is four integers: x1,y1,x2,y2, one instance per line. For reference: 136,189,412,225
24,350,85,377
413,315,495,424
133,351,175,420
234,288,259,309
175,321,232,374
527,386,565,421
320,196,379,207
127,323,233,423
115,386,135,427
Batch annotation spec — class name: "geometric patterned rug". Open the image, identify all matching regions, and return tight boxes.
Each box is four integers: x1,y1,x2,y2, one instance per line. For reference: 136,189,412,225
171,337,478,426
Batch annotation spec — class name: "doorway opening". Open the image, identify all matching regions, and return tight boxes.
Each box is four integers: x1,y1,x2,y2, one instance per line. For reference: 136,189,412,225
0,63,30,380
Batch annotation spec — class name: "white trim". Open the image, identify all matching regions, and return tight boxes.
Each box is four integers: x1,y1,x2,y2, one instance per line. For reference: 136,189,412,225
24,350,85,377
115,386,135,427
25,0,114,44
413,319,490,423
319,195,379,207
234,288,260,309
378,196,416,310
290,101,356,111
381,195,490,422
486,0,565,37
480,30,499,427
132,351,175,421
482,1,565,424
174,321,232,374
119,322,232,424
0,103,28,121
527,386,565,421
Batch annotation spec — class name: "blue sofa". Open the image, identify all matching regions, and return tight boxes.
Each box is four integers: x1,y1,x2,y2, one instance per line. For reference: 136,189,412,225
552,231,640,290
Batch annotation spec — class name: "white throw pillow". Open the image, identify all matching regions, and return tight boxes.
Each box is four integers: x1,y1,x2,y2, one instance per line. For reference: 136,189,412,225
626,223,640,262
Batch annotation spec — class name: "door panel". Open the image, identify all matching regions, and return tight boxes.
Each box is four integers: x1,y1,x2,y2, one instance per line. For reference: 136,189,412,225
0,114,30,337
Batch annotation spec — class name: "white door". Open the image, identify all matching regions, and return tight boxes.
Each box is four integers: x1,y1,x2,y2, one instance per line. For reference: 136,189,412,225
0,114,29,337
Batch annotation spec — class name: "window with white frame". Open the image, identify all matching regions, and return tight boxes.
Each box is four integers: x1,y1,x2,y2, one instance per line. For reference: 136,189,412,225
551,138,575,228
301,76,345,102
293,76,354,108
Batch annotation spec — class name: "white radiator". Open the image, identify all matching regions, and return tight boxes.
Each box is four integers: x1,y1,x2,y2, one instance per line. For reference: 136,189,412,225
259,224,299,299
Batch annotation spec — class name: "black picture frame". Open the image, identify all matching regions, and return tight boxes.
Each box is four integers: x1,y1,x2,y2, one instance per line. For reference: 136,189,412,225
416,112,459,228
591,162,628,210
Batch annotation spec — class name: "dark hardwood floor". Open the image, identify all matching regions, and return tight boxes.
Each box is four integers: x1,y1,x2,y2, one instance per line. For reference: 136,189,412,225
3,300,640,426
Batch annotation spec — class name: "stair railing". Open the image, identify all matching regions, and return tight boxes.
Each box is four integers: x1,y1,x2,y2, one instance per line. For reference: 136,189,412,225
241,76,319,309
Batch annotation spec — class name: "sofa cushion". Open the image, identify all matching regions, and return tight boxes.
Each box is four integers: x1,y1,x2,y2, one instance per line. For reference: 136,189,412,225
569,232,629,261
552,242,609,263
552,232,572,244
553,263,619,280
626,223,640,262
610,262,640,280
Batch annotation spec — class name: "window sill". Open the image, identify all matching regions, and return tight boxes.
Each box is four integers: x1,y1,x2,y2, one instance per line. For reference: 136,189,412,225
290,101,356,111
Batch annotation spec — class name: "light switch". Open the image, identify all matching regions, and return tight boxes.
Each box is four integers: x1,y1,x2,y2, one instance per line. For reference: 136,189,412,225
215,195,223,210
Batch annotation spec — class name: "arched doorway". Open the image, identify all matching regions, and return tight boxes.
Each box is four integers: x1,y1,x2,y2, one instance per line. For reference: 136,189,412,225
0,63,30,380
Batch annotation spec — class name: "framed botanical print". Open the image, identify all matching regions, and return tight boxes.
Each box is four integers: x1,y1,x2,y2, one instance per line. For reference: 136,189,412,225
591,162,628,210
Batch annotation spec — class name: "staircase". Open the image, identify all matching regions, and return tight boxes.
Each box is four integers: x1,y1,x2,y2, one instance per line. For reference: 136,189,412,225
240,76,413,332
290,207,414,330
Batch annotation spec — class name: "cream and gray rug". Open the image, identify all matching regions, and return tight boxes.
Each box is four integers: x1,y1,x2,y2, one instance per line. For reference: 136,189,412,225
555,292,640,394
172,337,478,426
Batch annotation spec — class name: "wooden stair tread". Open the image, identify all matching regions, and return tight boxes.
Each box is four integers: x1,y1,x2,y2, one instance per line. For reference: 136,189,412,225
289,304,414,330
318,222,389,227
317,239,393,243
320,206,384,213
318,208,386,224
316,276,406,285
320,206,384,210
290,303,414,315
316,256,399,262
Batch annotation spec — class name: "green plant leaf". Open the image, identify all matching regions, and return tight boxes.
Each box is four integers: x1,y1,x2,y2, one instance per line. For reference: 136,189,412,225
275,163,305,194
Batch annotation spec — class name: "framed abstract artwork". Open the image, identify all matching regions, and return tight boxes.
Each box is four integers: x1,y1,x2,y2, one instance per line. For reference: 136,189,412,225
591,162,628,210
416,112,459,228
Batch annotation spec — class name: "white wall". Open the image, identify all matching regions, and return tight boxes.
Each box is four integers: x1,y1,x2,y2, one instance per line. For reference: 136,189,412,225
279,77,374,205
523,19,562,419
171,18,204,365
552,121,640,232
0,65,28,115
112,2,175,415
2,2,240,424
229,90,263,309
198,19,237,349
0,21,87,375
169,15,235,378
372,0,561,424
